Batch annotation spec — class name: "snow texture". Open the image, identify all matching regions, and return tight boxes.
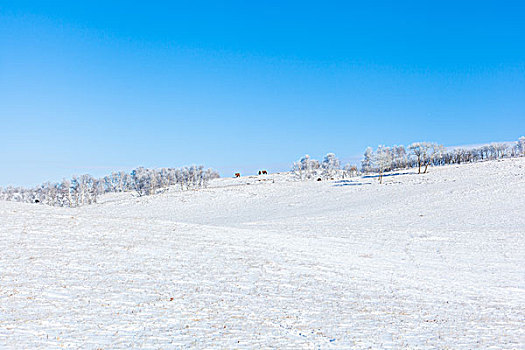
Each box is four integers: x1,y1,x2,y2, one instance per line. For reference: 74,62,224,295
1,158,524,348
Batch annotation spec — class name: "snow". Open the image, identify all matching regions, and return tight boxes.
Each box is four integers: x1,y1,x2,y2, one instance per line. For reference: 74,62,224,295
1,158,524,348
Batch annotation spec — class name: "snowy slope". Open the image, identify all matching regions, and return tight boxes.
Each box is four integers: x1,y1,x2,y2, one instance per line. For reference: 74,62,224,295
1,158,524,348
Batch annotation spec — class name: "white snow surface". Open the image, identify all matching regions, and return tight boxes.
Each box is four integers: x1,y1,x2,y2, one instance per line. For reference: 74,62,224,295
1,158,524,349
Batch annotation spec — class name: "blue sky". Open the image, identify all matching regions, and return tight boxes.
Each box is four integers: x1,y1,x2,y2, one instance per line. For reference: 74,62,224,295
1,1,524,186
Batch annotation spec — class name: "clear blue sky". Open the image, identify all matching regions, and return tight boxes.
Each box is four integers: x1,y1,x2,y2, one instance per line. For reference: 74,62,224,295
1,1,524,186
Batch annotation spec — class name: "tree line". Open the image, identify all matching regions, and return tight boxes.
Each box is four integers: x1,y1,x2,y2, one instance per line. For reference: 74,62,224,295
1,136,524,206
0,165,220,207
292,153,359,181
293,136,525,183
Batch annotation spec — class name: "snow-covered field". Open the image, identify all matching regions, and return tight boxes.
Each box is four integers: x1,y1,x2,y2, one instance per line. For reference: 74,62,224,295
1,158,524,349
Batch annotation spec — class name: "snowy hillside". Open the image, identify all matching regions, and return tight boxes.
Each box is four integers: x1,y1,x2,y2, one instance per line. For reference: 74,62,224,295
1,158,524,348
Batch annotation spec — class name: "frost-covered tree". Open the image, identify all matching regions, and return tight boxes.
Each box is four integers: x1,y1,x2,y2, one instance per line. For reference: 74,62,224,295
321,153,340,179
409,142,428,173
516,136,525,156
392,145,408,170
375,145,391,184
422,143,445,173
131,167,152,196
409,142,443,174
490,143,508,159
292,155,321,180
60,179,73,207
343,164,359,178
361,147,374,173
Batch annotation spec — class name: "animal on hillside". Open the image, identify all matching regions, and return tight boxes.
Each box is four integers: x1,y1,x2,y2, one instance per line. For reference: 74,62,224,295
262,170,268,175
258,171,261,175
235,173,241,178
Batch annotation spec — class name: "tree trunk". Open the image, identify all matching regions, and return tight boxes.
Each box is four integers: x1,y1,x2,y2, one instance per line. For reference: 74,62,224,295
424,161,430,173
